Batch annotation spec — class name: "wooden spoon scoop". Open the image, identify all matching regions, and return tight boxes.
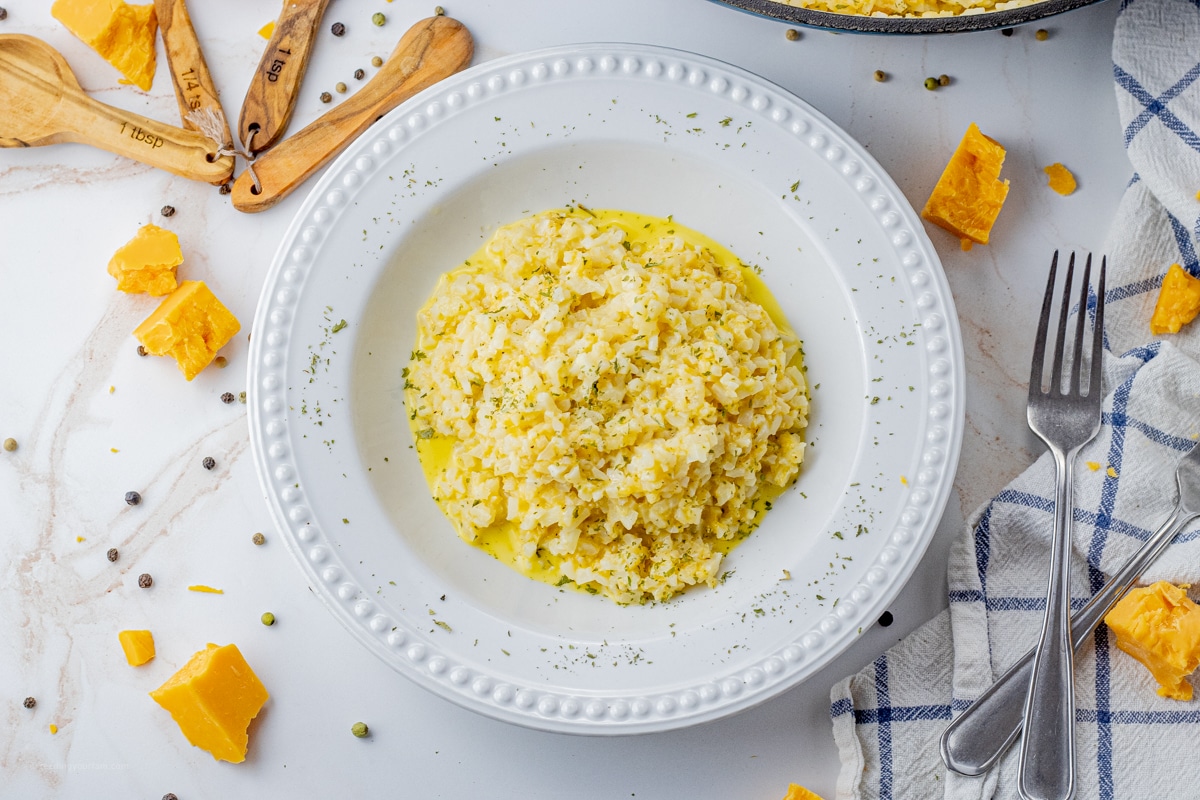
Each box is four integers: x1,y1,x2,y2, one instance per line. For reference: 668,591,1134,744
155,0,233,156
238,0,331,154
231,16,473,213
0,34,233,183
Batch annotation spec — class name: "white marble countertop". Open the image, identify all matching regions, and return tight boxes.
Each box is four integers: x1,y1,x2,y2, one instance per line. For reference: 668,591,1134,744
0,0,1129,797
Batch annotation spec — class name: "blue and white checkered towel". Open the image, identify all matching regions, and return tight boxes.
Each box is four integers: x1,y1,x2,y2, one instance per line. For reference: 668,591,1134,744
831,1,1200,798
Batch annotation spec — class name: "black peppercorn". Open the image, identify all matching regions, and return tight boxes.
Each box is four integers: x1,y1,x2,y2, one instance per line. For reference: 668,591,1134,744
138,573,153,588
202,456,215,470
107,548,119,562
160,205,175,217
0,8,8,21
124,491,141,506
320,91,332,103
878,611,894,627
354,68,365,80
1001,27,1014,36
218,183,231,195
23,696,35,709
163,794,178,800
136,345,147,357
221,392,235,404
331,21,345,36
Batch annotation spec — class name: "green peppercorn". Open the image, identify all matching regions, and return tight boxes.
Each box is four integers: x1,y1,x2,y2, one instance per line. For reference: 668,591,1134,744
371,55,383,67
371,12,386,26
923,77,938,91
1035,28,1048,40
351,721,369,738
261,612,276,626
3,437,16,452
785,28,800,41
938,74,950,86
873,69,886,82
335,82,347,94
434,5,445,15
252,532,266,546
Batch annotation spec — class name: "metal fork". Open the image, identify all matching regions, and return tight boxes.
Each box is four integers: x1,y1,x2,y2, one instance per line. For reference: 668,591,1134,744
941,441,1200,776
1018,251,1106,800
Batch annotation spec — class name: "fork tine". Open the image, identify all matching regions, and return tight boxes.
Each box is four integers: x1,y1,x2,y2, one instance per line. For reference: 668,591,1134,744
1030,250,1059,394
1050,252,1076,397
1090,256,1107,398
1070,253,1092,395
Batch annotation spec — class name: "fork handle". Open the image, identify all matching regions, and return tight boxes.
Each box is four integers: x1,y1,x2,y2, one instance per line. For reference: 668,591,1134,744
1018,449,1077,800
941,503,1195,776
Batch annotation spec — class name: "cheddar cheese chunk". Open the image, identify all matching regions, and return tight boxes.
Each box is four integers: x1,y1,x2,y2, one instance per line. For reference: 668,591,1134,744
1105,581,1200,701
133,281,240,381
107,224,182,296
150,643,268,763
118,629,155,666
921,123,1010,246
783,784,825,800
51,0,158,91
1150,263,1200,335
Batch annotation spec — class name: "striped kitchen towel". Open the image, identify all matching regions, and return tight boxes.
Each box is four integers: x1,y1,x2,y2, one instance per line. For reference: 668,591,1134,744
831,1,1200,798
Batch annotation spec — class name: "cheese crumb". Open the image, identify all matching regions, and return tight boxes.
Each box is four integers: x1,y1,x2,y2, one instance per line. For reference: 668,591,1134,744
1043,163,1077,196
1086,461,1101,471
1107,466,1119,478
49,724,58,735
187,585,224,594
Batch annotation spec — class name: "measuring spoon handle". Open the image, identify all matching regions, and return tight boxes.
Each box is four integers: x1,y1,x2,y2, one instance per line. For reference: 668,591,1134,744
231,16,473,213
59,91,234,183
238,0,331,153
941,503,1193,777
155,0,232,160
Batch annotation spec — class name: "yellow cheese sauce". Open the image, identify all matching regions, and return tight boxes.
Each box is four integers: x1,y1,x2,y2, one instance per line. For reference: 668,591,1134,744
407,208,806,599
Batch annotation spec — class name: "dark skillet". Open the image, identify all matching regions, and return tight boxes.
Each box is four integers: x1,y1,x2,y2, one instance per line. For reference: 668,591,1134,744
709,0,1100,34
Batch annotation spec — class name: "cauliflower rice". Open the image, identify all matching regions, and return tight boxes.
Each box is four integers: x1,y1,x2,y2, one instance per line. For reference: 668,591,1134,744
405,209,808,604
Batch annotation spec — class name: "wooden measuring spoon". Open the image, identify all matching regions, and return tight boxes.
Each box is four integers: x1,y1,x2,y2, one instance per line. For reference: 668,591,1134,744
231,16,473,213
238,0,331,154
155,0,233,159
0,34,234,183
